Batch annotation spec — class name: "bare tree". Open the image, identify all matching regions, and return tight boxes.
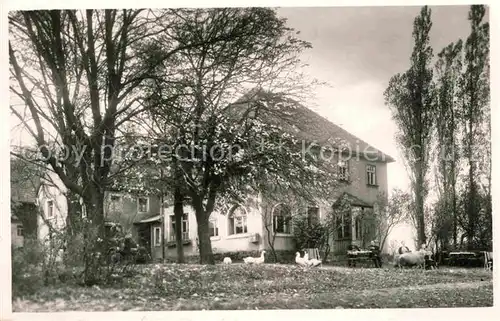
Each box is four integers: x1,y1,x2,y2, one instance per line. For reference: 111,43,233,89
363,189,412,251
9,9,237,282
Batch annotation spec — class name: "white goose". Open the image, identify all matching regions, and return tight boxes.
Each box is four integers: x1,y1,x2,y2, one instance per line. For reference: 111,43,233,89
295,252,308,266
307,257,322,267
254,250,266,265
243,251,266,264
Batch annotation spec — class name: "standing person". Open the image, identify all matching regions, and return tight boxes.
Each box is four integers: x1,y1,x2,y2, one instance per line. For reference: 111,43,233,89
369,240,382,268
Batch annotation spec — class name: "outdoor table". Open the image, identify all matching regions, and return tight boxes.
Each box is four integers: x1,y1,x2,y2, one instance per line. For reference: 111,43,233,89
347,250,373,267
448,251,480,267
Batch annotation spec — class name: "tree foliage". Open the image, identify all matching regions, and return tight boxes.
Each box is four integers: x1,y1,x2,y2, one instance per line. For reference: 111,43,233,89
459,5,490,250
143,8,334,264
432,39,463,249
9,9,254,281
384,6,436,246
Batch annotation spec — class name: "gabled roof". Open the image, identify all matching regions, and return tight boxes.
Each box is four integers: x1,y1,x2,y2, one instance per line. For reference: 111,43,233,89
133,214,162,224
232,89,395,163
334,192,373,208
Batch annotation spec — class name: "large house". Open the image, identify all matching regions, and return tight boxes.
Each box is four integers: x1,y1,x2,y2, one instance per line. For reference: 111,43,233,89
32,96,394,262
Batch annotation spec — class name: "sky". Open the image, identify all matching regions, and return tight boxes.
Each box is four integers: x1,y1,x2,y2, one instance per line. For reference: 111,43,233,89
277,5,478,194
274,5,487,249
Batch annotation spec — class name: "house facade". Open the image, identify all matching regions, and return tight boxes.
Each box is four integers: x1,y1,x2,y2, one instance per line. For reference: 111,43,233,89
32,95,394,261
132,96,394,260
133,150,392,261
10,157,40,248
36,171,162,244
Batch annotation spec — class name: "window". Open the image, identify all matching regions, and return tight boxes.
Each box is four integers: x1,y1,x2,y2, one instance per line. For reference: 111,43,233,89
17,225,23,237
336,211,351,239
352,207,363,240
307,206,320,226
273,204,292,234
137,197,149,213
367,165,377,186
355,216,362,240
228,205,248,235
46,200,54,218
209,216,219,237
170,214,189,241
109,194,122,212
338,160,349,181
153,226,162,246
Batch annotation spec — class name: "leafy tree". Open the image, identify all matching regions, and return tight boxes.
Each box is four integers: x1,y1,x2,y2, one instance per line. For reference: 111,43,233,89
363,189,411,251
459,5,490,250
433,39,463,248
292,208,333,260
384,6,435,246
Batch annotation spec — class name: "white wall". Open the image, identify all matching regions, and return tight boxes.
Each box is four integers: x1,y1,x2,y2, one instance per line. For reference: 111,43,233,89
162,200,265,255
37,172,67,241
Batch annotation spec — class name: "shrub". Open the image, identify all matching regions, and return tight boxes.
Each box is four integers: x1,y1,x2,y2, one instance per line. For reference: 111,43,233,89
11,241,44,297
292,214,332,260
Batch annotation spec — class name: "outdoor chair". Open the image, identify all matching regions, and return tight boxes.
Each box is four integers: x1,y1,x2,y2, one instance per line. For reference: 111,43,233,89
305,248,321,261
484,251,493,271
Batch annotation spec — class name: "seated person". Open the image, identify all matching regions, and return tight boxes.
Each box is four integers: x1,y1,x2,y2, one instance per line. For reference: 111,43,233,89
347,244,361,267
347,244,361,252
120,234,138,258
421,245,437,269
368,240,382,268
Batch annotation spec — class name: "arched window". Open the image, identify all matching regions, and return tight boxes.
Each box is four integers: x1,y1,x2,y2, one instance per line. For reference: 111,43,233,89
272,203,292,234
209,214,219,237
228,205,248,235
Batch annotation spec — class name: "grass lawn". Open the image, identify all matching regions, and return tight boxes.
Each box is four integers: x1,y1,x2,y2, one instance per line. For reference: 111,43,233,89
12,263,493,311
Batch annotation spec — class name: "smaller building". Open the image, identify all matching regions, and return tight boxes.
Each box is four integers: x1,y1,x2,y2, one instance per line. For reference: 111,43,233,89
11,214,24,248
10,157,41,247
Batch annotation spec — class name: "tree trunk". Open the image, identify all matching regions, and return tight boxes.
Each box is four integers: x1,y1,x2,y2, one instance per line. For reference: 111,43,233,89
173,187,185,263
196,212,214,264
466,131,476,251
415,171,426,247
452,175,457,248
264,220,278,262
82,188,106,285
66,191,83,237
